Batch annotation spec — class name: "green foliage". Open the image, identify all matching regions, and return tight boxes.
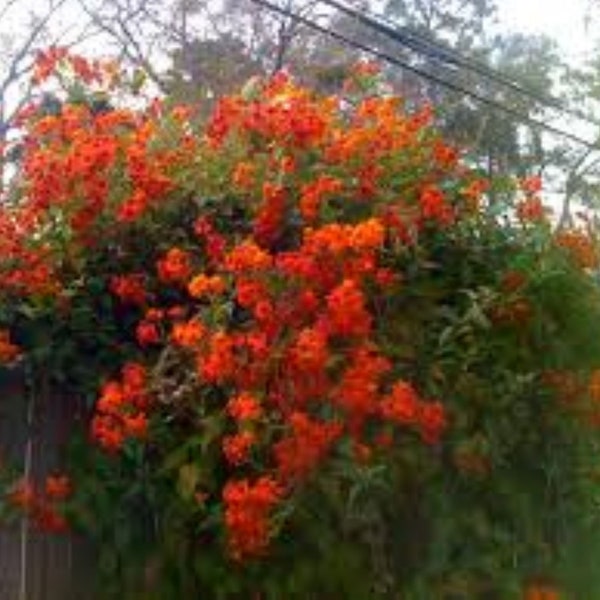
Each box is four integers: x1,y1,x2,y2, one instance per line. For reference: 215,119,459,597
2,58,600,600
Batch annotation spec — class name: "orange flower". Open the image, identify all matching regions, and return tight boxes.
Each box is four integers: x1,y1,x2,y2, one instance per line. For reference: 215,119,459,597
462,178,488,212
33,503,69,533
122,362,147,394
0,330,20,363
235,278,268,309
91,414,125,452
110,273,147,305
274,412,342,483
419,185,454,225
432,140,459,168
92,362,152,453
554,228,598,269
325,279,371,337
303,220,384,256
417,401,447,445
44,474,72,501
122,412,149,439
136,320,160,346
222,431,256,466
501,270,527,293
381,381,420,425
349,218,385,251
156,248,192,284
517,197,548,223
227,392,263,421
171,319,206,348
188,274,226,299
97,381,126,413
232,161,256,189
590,370,600,402
333,345,391,431
7,478,36,511
117,189,149,222
289,327,329,374
299,175,343,222
254,182,286,246
523,583,560,600
381,381,446,444
197,331,236,384
222,476,283,561
520,175,542,195
225,241,272,272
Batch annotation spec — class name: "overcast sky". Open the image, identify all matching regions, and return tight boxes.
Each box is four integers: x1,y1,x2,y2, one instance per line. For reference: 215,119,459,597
497,0,593,60
1,0,595,64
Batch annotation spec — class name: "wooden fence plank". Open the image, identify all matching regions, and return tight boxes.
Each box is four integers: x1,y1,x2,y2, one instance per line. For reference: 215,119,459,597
0,369,96,600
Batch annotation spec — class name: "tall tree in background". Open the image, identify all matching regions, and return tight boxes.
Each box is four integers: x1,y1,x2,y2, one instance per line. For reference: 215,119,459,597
384,0,496,48
12,0,600,221
164,0,369,110
376,0,598,216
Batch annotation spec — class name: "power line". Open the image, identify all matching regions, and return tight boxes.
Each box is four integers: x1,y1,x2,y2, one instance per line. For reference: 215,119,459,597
322,0,600,130
249,0,600,152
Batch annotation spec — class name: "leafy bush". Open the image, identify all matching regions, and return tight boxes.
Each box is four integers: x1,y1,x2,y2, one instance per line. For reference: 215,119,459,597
0,51,599,599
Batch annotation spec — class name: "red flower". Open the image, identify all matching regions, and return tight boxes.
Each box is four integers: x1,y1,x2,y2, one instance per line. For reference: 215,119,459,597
520,175,542,195
516,197,548,223
33,503,69,533
156,248,192,284
417,401,446,445
136,320,160,346
0,329,20,363
110,273,147,306
222,476,283,561
44,475,72,501
188,274,226,298
171,319,206,348
222,431,256,466
122,412,149,440
380,382,420,425
121,362,147,393
117,189,149,222
91,414,125,452
227,392,263,421
274,412,342,483
325,279,371,337
7,479,36,511
197,331,236,383
419,185,454,225
96,381,125,413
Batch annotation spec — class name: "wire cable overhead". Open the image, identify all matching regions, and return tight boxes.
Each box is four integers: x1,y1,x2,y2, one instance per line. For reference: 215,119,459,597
321,0,600,129
248,0,600,152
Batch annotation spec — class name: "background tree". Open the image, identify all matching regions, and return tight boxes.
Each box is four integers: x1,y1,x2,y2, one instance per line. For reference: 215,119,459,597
3,0,598,221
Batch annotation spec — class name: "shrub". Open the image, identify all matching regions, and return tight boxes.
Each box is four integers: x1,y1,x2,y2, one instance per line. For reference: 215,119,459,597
1,52,600,599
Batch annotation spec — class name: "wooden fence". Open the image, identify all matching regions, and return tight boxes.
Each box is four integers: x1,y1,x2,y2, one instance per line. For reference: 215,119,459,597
0,368,95,600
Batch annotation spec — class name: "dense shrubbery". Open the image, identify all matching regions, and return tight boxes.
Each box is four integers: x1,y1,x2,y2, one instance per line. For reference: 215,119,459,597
1,50,600,599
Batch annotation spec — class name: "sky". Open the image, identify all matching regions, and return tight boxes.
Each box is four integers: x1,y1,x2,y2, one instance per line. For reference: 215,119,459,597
497,0,594,61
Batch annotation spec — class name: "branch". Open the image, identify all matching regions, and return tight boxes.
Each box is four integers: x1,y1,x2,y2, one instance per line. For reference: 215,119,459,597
0,0,70,97
77,0,168,92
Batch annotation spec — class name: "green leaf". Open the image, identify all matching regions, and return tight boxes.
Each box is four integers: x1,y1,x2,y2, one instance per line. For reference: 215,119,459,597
177,463,199,500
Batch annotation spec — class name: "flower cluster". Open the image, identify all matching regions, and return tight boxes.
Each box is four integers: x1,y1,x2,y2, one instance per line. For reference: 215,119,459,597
0,330,20,363
91,362,150,452
554,227,599,270
222,476,283,560
2,49,597,598
7,474,71,533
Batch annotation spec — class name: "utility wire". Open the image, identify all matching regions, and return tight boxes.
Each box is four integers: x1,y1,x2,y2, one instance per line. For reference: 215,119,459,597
321,0,600,129
249,0,600,151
